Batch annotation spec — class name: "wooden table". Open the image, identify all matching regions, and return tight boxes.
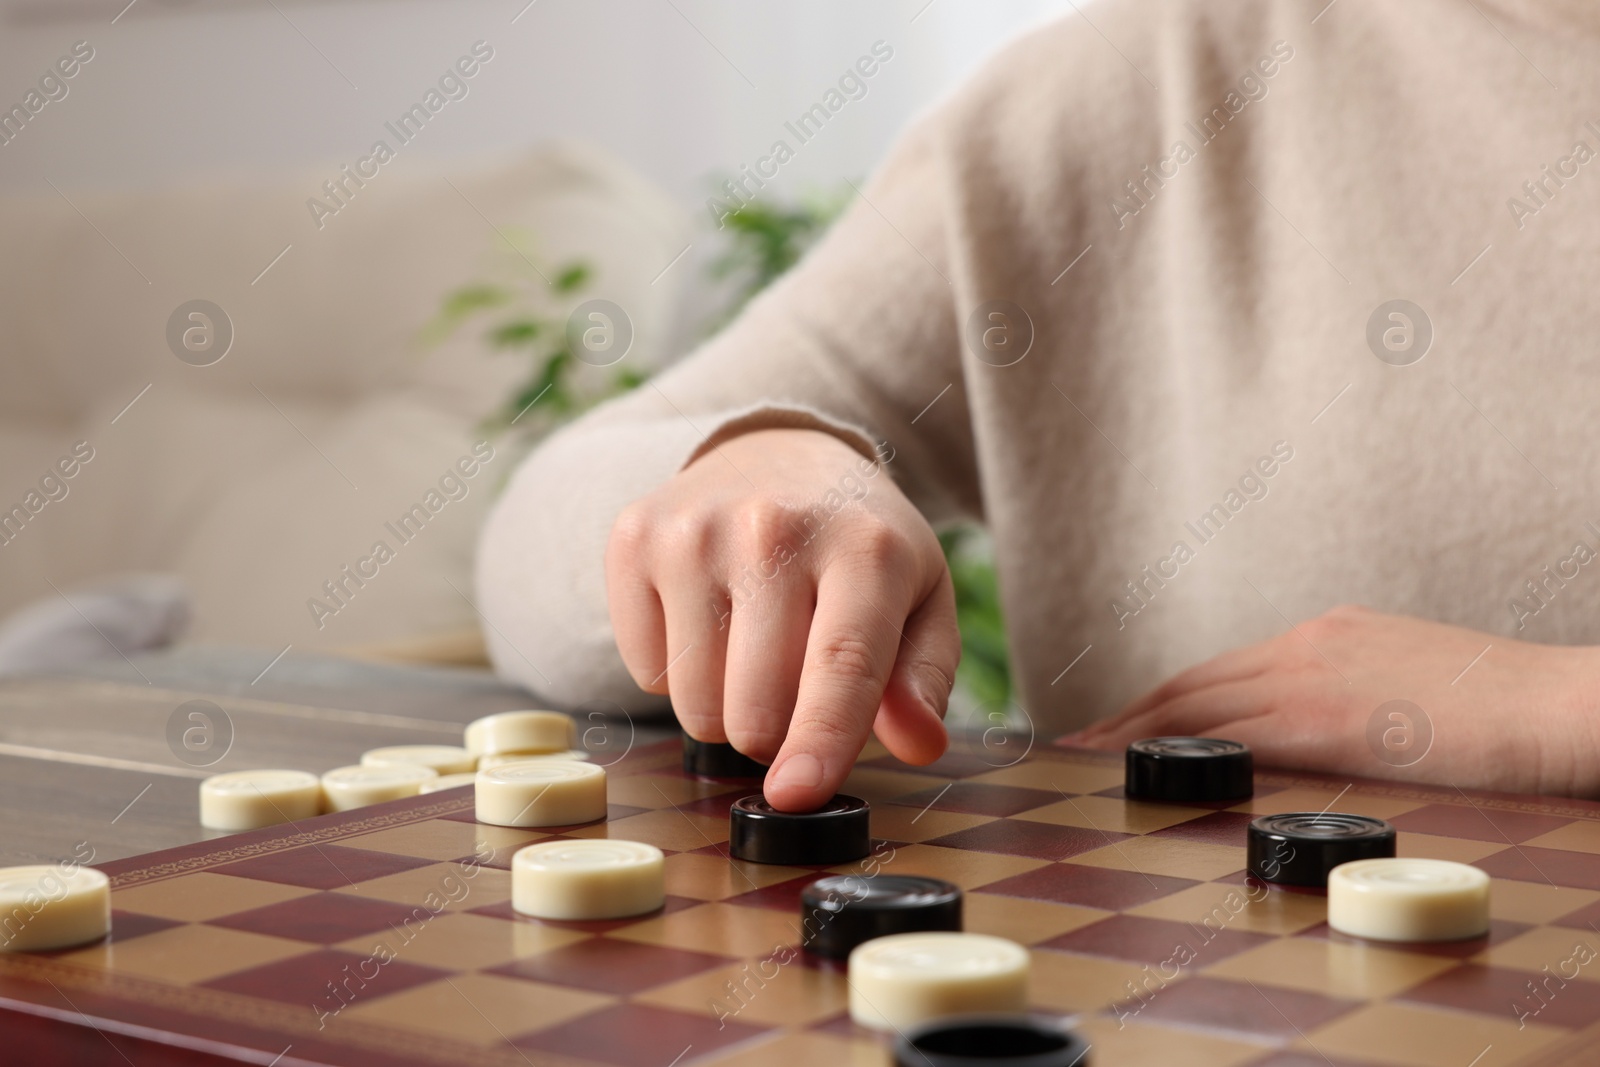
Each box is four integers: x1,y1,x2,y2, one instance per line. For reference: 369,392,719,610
0,646,675,868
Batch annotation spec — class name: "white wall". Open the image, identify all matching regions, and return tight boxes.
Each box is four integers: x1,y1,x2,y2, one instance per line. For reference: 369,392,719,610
0,0,1074,208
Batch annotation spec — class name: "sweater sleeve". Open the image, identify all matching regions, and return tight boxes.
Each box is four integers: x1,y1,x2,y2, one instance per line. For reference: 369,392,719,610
474,108,979,709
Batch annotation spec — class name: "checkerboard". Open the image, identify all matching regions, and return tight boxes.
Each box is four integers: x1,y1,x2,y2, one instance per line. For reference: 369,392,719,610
5,739,1600,1066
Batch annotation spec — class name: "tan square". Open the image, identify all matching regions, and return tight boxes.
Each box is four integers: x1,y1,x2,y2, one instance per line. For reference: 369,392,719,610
1072,1014,1265,1067
1068,836,1244,881
608,774,742,810
966,892,1107,945
1398,831,1505,863
340,819,509,862
1302,1001,1564,1067
565,809,728,851
334,912,589,971
112,873,317,922
1015,794,1205,834
839,843,1048,889
664,853,811,901
56,925,309,984
840,767,945,803
1525,820,1600,854
608,902,800,957
637,958,848,1027
1232,787,1423,820
869,804,994,843
1490,879,1600,924
1127,881,1327,936
698,1031,887,1067
1029,949,1186,1014
341,972,612,1045
331,863,511,913
1204,937,1455,998
1474,924,1600,973
968,761,1124,794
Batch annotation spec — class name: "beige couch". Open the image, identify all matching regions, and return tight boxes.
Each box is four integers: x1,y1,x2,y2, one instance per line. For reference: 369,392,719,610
0,144,687,664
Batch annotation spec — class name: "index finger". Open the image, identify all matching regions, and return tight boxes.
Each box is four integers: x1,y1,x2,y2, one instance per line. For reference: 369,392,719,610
763,568,908,812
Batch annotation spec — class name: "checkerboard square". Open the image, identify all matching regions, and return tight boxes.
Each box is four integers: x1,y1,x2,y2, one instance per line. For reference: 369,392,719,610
894,782,1060,817
1477,846,1600,890
1304,1000,1566,1067
722,874,823,913
926,819,1125,861
562,808,726,852
980,862,1198,910
608,902,803,957
1389,804,1576,844
1018,794,1212,835
490,936,731,995
467,893,701,933
111,872,318,922
1114,975,1361,1041
1040,914,1272,967
340,972,614,1045
202,947,449,1007
1148,810,1258,845
210,843,436,890
106,910,183,943
964,892,1107,945
513,1002,771,1066
863,803,994,843
1400,963,1600,1029
57,924,310,984
663,853,811,901
209,891,434,944
637,959,848,1027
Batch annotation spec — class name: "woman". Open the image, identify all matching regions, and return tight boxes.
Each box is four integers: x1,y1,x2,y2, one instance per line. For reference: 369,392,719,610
479,0,1600,810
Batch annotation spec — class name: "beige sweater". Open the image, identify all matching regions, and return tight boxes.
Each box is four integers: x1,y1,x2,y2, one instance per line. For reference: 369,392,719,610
478,0,1600,735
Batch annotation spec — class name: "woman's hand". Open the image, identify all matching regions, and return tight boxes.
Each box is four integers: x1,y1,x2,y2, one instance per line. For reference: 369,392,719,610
1068,605,1600,796
606,428,958,811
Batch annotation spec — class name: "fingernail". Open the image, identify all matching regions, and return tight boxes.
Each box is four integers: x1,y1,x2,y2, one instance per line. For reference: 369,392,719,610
772,753,824,791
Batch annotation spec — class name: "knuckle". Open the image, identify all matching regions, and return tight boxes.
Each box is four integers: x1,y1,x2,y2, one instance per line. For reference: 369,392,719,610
608,502,653,557
811,633,883,685
843,518,914,570
734,500,801,561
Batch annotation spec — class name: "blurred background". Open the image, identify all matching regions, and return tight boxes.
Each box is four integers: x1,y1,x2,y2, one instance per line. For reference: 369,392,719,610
0,0,1072,700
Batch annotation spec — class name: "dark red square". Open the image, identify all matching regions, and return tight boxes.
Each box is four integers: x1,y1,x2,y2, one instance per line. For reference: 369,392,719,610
1113,976,1359,1040
1475,847,1600,891
724,875,822,913
490,936,730,994
1039,914,1272,966
513,1002,769,1065
677,792,745,819
893,783,1060,818
1150,810,1258,846
1093,784,1283,810
1553,897,1600,932
1400,964,1600,1029
202,947,448,1007
208,891,433,944
979,863,1198,910
467,894,701,933
210,843,435,890
925,820,1125,861
1389,804,1575,844
862,750,1005,779
107,910,184,943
